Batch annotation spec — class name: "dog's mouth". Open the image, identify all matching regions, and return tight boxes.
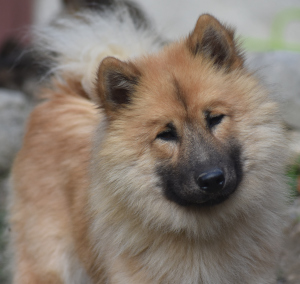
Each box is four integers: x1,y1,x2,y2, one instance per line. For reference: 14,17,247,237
189,191,234,207
164,184,237,207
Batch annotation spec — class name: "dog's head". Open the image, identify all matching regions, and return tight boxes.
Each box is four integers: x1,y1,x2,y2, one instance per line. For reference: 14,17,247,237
91,14,286,235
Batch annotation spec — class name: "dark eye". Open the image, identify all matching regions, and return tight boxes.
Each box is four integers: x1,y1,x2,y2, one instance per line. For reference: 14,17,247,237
156,123,178,141
205,112,225,129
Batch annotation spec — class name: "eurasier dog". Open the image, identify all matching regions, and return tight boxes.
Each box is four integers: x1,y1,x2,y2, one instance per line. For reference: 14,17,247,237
9,1,288,283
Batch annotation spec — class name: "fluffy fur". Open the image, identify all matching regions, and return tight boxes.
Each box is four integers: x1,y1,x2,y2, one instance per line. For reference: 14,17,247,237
9,3,288,284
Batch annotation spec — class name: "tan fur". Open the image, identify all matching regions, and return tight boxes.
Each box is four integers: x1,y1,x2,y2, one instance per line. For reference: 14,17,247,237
9,12,288,284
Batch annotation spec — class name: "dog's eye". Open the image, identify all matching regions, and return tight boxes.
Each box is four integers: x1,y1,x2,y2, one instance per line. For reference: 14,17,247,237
205,112,225,129
156,123,178,141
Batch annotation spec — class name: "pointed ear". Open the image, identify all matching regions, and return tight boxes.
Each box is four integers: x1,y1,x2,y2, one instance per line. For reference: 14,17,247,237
187,14,244,70
95,56,141,114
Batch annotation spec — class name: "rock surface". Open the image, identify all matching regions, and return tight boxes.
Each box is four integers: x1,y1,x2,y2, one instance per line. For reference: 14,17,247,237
0,89,32,174
246,51,300,131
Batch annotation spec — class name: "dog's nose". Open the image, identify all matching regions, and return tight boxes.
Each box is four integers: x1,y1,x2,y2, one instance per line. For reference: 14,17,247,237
197,169,225,194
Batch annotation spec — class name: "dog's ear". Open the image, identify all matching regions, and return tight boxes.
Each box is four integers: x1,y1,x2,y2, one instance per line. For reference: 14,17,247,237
95,56,140,115
187,14,244,70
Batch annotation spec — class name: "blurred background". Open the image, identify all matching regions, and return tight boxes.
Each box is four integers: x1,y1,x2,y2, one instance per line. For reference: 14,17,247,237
1,0,300,48
0,0,300,283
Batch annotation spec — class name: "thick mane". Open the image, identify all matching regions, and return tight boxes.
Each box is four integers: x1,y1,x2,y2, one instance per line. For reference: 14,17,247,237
34,5,164,98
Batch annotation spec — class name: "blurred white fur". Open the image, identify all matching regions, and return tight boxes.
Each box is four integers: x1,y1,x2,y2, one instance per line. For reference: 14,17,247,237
34,6,163,96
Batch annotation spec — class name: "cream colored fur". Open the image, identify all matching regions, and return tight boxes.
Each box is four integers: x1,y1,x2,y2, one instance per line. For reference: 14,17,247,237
34,7,163,97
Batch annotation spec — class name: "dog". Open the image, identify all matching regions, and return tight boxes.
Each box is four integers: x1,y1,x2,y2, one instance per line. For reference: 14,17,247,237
9,1,288,283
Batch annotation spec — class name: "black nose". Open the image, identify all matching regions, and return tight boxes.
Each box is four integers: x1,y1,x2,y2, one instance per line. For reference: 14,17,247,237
197,169,225,194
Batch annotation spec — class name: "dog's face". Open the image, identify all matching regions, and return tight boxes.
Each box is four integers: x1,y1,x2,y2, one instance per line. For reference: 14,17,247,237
156,124,243,207
135,69,244,208
92,14,283,234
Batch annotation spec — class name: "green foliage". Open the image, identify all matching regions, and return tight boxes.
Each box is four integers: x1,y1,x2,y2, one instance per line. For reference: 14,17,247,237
243,8,300,52
286,155,300,199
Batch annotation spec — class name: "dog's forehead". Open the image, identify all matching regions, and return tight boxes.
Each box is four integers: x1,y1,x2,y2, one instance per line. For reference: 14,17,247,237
130,42,252,127
137,53,233,116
